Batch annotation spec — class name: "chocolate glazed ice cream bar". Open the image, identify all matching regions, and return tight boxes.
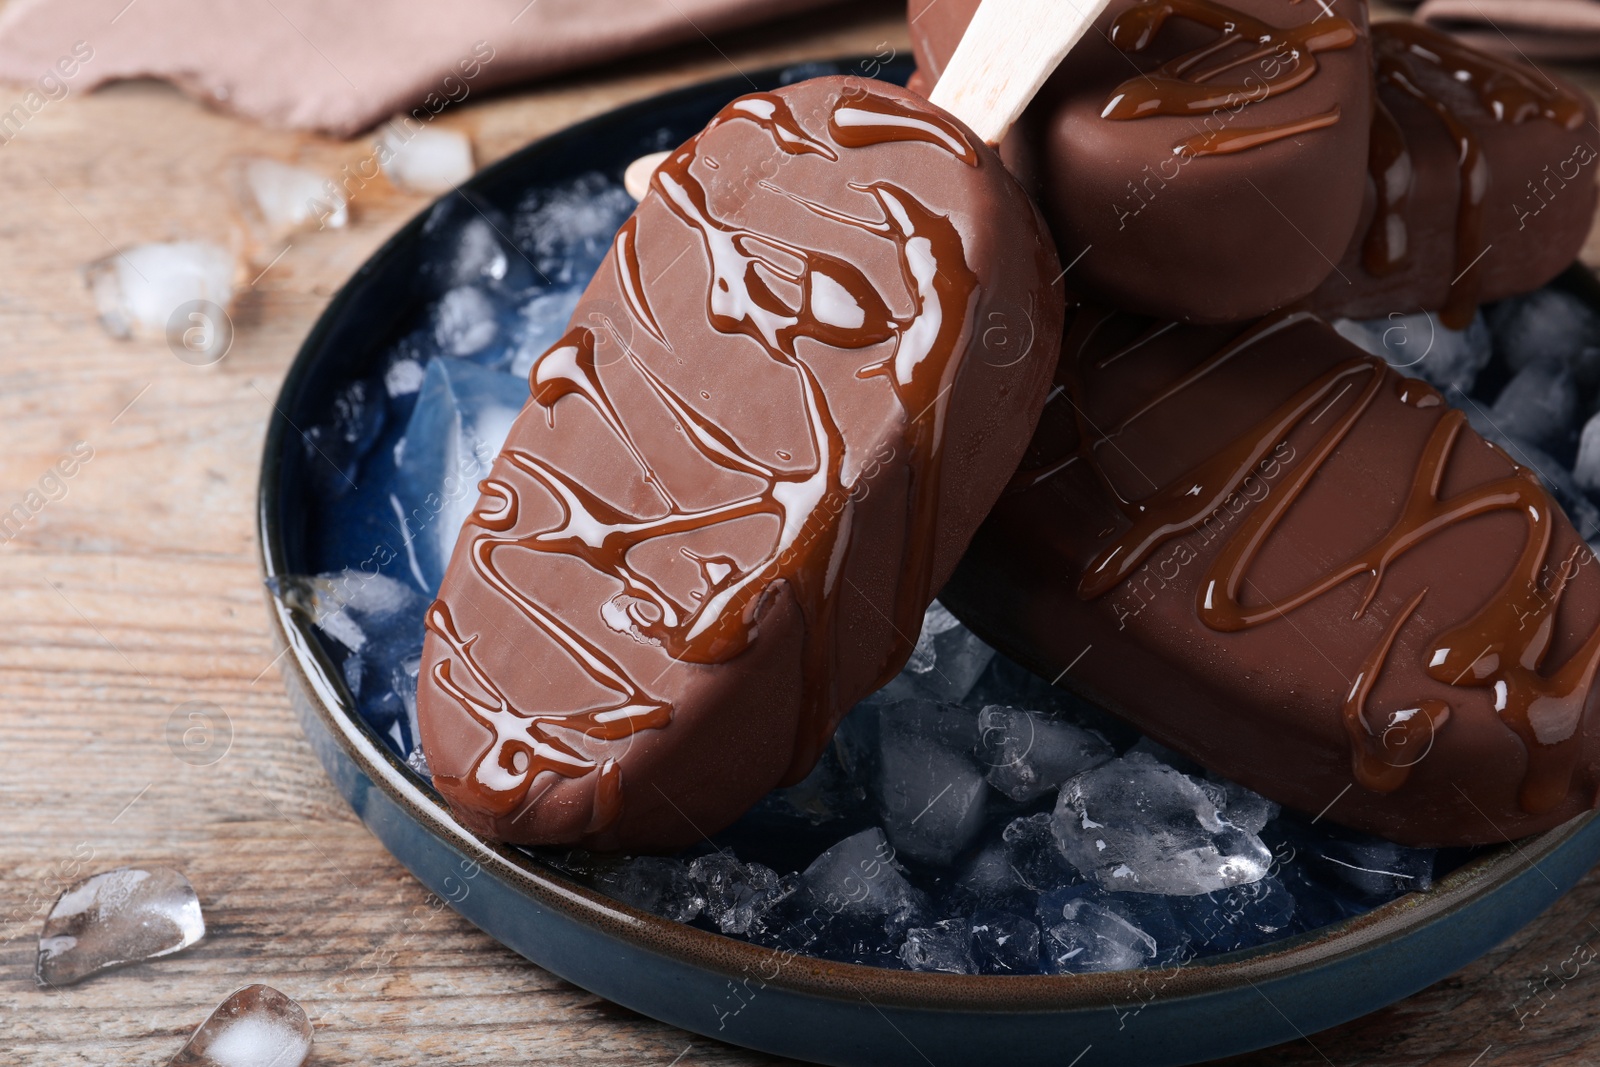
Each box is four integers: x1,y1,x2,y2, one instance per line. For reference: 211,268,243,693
910,0,1376,324
1309,21,1597,326
942,309,1600,847
415,72,1067,848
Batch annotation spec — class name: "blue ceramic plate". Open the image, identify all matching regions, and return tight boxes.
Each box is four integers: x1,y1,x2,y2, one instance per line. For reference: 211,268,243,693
258,58,1600,1066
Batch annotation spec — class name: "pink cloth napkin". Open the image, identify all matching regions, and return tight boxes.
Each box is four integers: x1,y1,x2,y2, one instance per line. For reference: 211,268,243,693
0,0,838,136
1414,0,1600,61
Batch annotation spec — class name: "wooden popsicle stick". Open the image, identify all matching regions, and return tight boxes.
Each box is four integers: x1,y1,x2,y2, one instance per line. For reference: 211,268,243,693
929,0,1113,145
621,0,1109,201
624,150,670,201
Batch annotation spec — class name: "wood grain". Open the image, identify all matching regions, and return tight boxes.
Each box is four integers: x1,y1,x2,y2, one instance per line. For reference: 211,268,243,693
928,0,1112,143
1,1,1599,1065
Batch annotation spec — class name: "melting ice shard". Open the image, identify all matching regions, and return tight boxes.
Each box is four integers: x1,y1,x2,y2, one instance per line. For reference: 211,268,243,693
169,985,314,1067
36,867,205,987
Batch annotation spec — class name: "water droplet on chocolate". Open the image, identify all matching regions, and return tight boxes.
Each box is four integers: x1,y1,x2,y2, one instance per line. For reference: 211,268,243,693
37,867,205,987
169,984,313,1067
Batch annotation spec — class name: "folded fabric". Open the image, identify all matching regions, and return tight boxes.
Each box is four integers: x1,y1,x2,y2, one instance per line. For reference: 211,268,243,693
1415,0,1600,61
0,0,838,136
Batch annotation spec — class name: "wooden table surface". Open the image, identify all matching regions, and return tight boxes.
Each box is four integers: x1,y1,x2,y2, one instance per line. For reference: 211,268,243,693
5,2,1600,1064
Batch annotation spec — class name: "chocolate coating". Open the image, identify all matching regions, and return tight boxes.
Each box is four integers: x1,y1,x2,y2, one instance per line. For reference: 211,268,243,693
416,78,1063,850
943,307,1600,847
1310,22,1598,327
910,0,1374,324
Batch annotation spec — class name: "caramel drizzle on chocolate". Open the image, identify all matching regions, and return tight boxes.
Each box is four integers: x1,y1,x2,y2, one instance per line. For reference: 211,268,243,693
1102,0,1359,157
1024,308,1600,811
427,88,982,821
1366,22,1588,328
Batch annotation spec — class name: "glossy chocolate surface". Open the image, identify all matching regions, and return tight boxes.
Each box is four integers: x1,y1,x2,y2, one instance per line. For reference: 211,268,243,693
416,78,1063,850
910,0,1374,324
944,307,1600,847
1310,22,1597,326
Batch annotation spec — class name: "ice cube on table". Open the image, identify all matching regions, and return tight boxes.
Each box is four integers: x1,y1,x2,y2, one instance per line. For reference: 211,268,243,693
688,853,788,935
36,867,204,987
1041,896,1158,974
1333,312,1491,395
978,705,1113,802
1489,358,1580,456
379,122,474,194
1488,288,1600,384
169,984,312,1067
239,158,345,233
87,241,236,342
970,909,1041,974
798,828,926,930
391,357,527,592
432,285,499,357
875,700,988,866
900,918,976,973
1052,753,1273,896
873,601,996,704
595,857,704,923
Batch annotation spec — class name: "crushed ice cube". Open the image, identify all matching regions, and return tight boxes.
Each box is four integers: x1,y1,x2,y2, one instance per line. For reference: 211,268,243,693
1488,288,1600,384
270,570,429,754
271,570,422,653
87,241,236,341
1489,359,1579,455
513,172,637,285
1212,777,1279,835
169,984,312,1067
1052,753,1272,896
955,812,1081,904
970,909,1040,974
239,158,346,234
1178,875,1297,953
874,601,996,704
688,853,788,935
414,193,544,299
379,122,475,194
36,867,204,987
1041,895,1157,974
384,357,427,398
1575,413,1600,496
900,918,975,973
978,705,1113,802
595,857,704,923
875,700,987,866
301,378,386,498
1333,311,1491,395
798,828,926,929
1005,812,1083,891
432,285,499,357
392,358,527,592
1466,410,1600,541
508,288,585,379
